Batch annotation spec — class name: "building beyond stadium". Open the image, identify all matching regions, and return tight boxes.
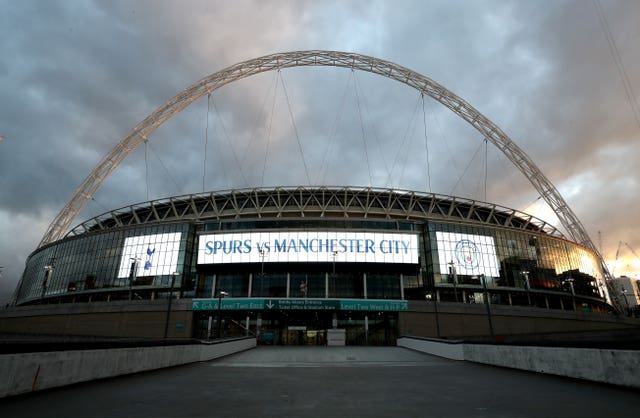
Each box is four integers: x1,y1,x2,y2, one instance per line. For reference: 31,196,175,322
8,186,617,345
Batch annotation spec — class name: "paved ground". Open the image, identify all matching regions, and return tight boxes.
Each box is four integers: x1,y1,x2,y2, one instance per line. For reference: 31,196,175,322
1,346,638,417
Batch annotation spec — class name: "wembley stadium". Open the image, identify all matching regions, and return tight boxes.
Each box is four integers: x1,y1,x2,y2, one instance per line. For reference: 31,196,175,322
8,186,615,345
2,51,633,345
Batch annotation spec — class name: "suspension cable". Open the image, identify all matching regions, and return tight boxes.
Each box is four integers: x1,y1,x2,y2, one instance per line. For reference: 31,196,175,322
474,137,488,201
450,137,487,196
147,140,182,193
240,71,279,174
90,196,110,213
262,74,279,186
352,70,373,186
385,94,421,188
279,70,311,185
144,139,150,200
211,97,250,187
202,93,211,192
593,0,640,131
421,93,432,193
352,71,391,186
426,99,462,187
318,71,353,184
484,137,488,201
521,195,543,213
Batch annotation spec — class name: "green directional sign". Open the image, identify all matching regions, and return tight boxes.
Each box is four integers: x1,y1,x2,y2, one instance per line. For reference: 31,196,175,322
339,299,408,311
191,298,265,311
264,299,340,311
191,298,408,312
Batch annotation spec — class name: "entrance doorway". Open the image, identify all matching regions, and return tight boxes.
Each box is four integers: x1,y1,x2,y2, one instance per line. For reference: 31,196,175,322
193,310,399,346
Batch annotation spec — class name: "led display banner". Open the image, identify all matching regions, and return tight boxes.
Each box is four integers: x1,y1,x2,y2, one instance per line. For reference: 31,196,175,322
118,232,182,278
197,231,419,264
436,231,500,277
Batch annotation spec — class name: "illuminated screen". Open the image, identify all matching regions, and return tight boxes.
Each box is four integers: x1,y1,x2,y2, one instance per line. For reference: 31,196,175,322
197,231,419,264
436,231,500,277
118,232,182,278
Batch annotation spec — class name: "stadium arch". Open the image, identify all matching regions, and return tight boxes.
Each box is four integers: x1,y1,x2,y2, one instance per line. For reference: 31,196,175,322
37,50,611,291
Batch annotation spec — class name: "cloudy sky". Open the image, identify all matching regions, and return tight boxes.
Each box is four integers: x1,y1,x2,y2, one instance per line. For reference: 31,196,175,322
1,0,639,304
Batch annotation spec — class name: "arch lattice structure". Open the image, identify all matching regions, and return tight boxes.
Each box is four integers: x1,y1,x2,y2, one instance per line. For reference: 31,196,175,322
39,50,608,281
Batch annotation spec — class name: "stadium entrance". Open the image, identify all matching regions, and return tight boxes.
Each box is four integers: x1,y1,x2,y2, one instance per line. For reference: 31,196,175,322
191,297,403,346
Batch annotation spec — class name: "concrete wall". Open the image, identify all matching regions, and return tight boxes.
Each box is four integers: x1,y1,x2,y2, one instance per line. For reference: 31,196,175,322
400,301,639,339
0,337,256,398
2,299,637,340
398,337,640,389
397,336,464,360
0,300,193,339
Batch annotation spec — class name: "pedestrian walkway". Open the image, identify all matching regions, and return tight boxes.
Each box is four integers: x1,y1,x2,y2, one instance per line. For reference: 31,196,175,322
209,346,448,367
1,346,639,418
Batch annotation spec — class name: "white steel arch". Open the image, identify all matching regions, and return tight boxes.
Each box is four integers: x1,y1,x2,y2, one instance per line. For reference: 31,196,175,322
39,51,601,268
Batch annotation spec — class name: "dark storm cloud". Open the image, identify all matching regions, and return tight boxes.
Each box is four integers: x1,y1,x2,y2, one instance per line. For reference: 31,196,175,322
1,0,639,303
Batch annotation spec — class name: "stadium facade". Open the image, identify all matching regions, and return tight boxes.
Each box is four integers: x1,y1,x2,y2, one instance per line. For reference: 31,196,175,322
10,186,613,345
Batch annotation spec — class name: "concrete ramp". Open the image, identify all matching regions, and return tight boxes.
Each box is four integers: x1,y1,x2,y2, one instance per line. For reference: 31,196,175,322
209,346,449,367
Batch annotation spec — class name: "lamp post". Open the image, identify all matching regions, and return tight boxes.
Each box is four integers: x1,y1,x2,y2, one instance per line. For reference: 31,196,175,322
480,274,495,340
163,272,180,338
128,257,140,301
621,287,630,316
217,290,228,339
448,260,459,302
425,291,441,338
521,270,531,306
42,265,54,300
331,250,338,276
259,249,267,296
564,278,576,311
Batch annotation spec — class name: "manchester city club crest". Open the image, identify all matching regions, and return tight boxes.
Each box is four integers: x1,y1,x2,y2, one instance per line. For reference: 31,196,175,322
455,239,481,269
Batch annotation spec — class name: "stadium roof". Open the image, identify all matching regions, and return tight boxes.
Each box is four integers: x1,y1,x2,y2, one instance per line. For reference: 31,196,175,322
65,186,565,240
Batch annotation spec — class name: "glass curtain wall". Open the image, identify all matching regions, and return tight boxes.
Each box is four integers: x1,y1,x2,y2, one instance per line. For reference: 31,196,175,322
427,222,605,300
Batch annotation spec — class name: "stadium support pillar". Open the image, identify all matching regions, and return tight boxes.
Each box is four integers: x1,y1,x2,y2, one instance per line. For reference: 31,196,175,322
363,273,368,299
325,273,329,298
364,315,369,345
286,273,290,298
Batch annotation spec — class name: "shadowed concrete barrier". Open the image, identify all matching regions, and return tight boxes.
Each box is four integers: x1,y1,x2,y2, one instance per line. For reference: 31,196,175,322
398,336,640,389
0,337,255,398
397,336,465,360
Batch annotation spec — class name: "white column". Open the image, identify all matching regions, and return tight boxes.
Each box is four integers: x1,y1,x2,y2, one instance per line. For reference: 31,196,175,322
400,274,405,300
364,315,369,345
325,272,329,298
245,316,250,336
211,275,217,298
363,273,368,299
248,273,253,297
286,273,291,298
206,316,213,340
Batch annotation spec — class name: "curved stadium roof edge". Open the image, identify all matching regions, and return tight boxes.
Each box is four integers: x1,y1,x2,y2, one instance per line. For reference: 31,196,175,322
64,186,565,240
